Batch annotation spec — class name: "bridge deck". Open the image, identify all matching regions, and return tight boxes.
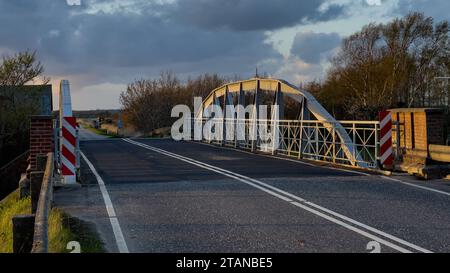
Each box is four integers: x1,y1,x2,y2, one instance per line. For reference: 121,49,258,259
55,138,450,253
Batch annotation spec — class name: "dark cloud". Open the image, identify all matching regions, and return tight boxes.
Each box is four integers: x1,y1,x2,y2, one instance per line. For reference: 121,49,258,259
0,0,349,109
290,32,341,64
170,0,346,31
0,0,282,83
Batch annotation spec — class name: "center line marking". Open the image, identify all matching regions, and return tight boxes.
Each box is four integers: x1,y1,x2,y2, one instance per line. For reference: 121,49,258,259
123,138,432,253
81,151,129,253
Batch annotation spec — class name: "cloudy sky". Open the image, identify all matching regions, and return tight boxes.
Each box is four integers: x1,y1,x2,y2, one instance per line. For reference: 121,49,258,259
0,0,448,110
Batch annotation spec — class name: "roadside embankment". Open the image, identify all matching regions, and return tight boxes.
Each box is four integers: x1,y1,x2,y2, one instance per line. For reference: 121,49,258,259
0,189,105,253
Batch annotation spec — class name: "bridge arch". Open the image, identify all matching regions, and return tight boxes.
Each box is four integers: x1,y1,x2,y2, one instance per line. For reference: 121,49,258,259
197,77,368,167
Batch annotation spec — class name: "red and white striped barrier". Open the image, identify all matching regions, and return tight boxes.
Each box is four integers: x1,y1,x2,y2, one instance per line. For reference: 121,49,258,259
61,117,77,184
379,111,393,166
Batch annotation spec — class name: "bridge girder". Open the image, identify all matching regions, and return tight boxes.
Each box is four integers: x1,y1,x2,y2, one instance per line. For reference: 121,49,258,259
198,78,365,167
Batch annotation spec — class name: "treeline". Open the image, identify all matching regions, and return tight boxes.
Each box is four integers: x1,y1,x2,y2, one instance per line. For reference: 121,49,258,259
72,109,120,119
308,12,450,120
120,72,228,133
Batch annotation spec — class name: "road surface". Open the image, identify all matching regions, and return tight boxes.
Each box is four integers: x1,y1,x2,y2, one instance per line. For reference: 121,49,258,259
55,138,450,253
78,126,110,141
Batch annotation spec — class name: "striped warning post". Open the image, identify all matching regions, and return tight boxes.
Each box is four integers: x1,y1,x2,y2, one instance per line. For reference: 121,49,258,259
379,111,393,166
61,117,77,183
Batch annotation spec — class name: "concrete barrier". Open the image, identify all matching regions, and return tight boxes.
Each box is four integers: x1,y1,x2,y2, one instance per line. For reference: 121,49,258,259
12,214,35,253
429,144,450,163
31,152,54,253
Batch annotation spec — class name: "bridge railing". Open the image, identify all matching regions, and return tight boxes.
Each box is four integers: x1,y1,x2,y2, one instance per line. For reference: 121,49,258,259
191,118,380,169
31,152,54,253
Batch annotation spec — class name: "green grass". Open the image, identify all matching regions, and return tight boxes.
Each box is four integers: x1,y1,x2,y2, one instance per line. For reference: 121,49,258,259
0,190,30,253
0,190,105,253
84,125,120,138
85,126,110,136
48,208,105,253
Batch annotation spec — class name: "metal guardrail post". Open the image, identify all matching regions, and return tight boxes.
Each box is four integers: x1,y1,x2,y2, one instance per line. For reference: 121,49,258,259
315,122,319,161
352,123,356,163
332,127,336,164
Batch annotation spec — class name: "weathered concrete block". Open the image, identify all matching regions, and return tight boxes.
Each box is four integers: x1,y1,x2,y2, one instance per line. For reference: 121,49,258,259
19,173,30,199
36,154,48,172
30,171,44,214
12,214,35,253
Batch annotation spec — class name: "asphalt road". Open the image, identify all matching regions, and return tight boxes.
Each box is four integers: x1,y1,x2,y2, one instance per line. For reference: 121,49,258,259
55,138,450,253
78,126,110,141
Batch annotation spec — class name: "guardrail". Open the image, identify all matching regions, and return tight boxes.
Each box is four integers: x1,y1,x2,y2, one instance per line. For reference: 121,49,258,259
192,118,380,169
0,150,29,200
31,152,54,253
12,152,54,253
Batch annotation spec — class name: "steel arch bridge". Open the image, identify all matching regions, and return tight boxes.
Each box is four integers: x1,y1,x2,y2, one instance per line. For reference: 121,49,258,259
195,77,379,169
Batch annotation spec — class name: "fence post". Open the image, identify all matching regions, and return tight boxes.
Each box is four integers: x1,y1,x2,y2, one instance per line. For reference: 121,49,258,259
395,121,401,161
332,126,336,163
352,123,356,163
12,214,35,253
315,122,319,161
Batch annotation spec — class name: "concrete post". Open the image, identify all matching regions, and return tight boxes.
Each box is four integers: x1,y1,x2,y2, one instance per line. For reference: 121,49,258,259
30,171,44,214
36,154,47,172
19,174,30,199
12,214,35,253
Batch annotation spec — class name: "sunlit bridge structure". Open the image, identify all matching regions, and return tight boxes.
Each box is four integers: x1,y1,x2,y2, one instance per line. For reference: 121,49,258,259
195,78,380,169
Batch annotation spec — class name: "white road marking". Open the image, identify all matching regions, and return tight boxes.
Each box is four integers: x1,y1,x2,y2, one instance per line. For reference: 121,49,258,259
380,176,450,197
81,151,129,253
191,140,371,176
123,138,432,253
190,141,450,198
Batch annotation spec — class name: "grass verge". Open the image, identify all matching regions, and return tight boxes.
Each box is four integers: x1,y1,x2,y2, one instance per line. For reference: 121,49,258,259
85,126,110,136
48,208,105,253
84,125,120,138
0,190,30,252
0,190,105,253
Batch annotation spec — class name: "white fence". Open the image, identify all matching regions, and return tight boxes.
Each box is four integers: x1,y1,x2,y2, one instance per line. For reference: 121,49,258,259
191,118,380,169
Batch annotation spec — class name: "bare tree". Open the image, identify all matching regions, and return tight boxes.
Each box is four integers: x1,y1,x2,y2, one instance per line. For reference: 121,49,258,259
317,12,450,120
0,51,49,165
120,72,226,134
